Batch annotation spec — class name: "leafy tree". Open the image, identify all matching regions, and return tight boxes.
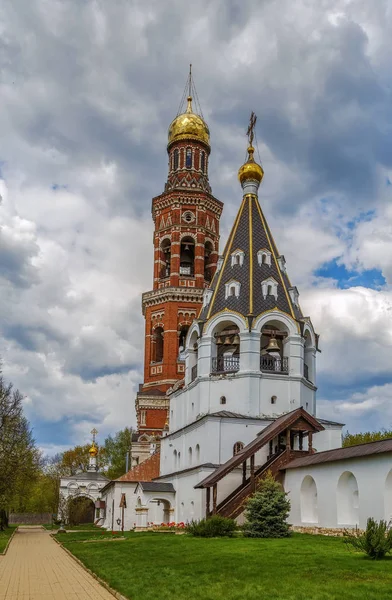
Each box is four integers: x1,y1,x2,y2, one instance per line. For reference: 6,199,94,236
104,427,134,479
344,518,392,559
0,369,41,525
243,471,291,538
343,429,392,448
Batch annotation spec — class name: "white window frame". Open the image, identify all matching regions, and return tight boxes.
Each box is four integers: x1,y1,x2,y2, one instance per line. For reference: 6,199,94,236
289,286,299,306
257,249,271,267
225,279,241,299
140,410,147,426
231,249,245,267
277,255,286,273
261,277,278,301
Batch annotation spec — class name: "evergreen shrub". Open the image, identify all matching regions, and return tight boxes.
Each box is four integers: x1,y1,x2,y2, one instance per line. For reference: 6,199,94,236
344,518,392,559
243,471,291,538
186,515,237,537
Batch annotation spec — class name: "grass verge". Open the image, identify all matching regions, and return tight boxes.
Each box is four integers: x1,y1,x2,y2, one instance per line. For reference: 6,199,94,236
57,532,392,600
0,526,17,554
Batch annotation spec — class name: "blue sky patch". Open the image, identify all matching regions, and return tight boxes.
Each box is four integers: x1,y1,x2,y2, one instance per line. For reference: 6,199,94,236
315,259,385,289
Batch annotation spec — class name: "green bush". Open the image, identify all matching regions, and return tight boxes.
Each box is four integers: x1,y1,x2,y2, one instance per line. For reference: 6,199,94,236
243,471,291,538
186,515,237,537
344,518,392,559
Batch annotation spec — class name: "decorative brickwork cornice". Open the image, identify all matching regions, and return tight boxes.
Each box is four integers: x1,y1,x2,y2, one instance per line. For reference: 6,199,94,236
142,287,204,314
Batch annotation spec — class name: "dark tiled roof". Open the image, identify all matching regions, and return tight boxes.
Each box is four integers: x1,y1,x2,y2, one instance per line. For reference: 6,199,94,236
200,194,302,324
137,481,175,493
317,418,345,427
195,407,324,488
283,438,392,469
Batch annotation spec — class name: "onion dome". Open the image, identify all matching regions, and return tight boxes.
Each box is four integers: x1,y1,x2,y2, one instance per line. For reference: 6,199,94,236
238,145,264,186
168,96,210,148
89,443,98,457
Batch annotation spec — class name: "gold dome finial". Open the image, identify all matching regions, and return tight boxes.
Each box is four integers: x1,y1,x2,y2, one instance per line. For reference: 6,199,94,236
168,65,210,148
238,112,264,186
89,427,98,456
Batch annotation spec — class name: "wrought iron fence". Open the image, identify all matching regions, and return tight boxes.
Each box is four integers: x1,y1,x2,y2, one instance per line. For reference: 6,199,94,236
211,356,240,373
260,355,289,374
191,364,198,382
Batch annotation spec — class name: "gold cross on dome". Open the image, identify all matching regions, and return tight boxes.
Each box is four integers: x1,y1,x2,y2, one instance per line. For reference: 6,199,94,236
246,111,257,146
91,428,98,443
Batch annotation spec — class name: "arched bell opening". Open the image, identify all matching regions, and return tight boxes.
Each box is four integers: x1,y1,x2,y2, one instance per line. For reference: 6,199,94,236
204,241,214,283
300,475,318,524
179,236,195,277
260,321,289,374
152,326,164,364
211,321,240,374
160,239,171,279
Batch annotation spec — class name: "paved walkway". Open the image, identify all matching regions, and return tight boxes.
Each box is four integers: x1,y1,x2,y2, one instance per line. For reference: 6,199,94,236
0,527,115,599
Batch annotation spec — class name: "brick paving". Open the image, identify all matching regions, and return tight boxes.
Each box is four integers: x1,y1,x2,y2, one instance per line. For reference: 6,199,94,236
0,526,115,599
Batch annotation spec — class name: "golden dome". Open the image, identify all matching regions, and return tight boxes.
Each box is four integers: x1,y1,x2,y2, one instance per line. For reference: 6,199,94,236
89,443,98,457
168,96,210,147
238,145,264,185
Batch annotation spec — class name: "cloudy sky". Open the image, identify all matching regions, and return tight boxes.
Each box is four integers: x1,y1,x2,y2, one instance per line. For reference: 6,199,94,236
1,0,391,454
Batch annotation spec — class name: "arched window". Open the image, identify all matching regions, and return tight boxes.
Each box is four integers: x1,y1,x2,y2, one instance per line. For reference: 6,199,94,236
195,444,200,463
178,451,181,468
188,447,193,465
200,151,205,173
385,470,392,522
300,476,318,523
233,442,244,456
173,149,179,170
257,249,271,267
160,239,171,278
337,471,359,526
224,280,241,299
180,237,195,276
178,326,189,359
220,396,226,405
230,286,236,296
153,327,164,363
186,148,192,169
204,241,213,283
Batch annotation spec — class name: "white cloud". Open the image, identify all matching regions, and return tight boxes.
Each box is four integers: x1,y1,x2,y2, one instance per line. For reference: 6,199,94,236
0,0,392,447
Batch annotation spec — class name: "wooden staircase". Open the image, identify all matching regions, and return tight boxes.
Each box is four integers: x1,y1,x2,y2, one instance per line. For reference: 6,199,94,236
195,407,325,520
216,449,308,519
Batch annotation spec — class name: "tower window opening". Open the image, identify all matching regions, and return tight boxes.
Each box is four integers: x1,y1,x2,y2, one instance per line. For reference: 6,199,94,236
267,285,272,296
160,239,171,278
230,286,236,296
220,396,226,405
186,148,192,169
153,327,164,363
178,326,189,359
173,149,179,170
271,395,277,404
180,237,195,276
235,255,240,265
262,254,267,264
201,151,205,173
204,241,213,282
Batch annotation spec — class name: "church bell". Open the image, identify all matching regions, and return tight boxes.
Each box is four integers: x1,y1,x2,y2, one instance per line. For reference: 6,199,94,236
215,335,223,345
232,334,240,346
266,336,280,352
223,335,232,345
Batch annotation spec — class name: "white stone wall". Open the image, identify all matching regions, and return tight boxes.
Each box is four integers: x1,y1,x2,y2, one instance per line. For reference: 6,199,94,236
100,482,138,531
284,454,392,529
160,416,272,477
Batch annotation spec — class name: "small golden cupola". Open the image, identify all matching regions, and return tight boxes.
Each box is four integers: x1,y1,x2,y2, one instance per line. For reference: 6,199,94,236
167,65,210,149
238,111,264,191
89,442,98,457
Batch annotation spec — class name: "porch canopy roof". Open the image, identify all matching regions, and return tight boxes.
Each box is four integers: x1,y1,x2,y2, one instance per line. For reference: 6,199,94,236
195,407,324,489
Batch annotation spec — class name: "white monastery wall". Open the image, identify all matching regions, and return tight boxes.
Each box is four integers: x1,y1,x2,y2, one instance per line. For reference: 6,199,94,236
284,454,392,530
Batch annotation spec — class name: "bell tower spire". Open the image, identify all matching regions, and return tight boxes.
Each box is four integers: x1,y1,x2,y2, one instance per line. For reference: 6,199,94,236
134,70,223,457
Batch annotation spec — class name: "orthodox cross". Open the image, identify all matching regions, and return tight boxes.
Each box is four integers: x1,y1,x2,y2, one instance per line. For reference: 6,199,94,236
246,111,257,146
91,428,98,443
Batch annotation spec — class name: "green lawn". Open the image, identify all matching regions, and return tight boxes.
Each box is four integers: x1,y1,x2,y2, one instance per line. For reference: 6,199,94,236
43,522,100,531
57,532,392,600
0,526,17,553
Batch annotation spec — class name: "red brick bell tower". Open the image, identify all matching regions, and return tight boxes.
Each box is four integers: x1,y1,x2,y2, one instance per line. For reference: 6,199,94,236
135,70,223,445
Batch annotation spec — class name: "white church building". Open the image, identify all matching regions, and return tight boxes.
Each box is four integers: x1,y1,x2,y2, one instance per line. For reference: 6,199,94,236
98,85,392,533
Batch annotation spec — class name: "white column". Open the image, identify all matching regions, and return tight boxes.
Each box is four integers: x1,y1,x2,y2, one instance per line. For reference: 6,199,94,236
239,331,260,372
198,336,213,377
284,333,304,377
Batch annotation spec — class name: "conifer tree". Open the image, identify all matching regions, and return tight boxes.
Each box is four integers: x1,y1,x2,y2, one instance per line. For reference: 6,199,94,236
243,471,291,538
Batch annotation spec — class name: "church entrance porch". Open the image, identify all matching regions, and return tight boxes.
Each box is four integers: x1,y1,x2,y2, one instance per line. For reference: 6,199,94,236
134,481,176,530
